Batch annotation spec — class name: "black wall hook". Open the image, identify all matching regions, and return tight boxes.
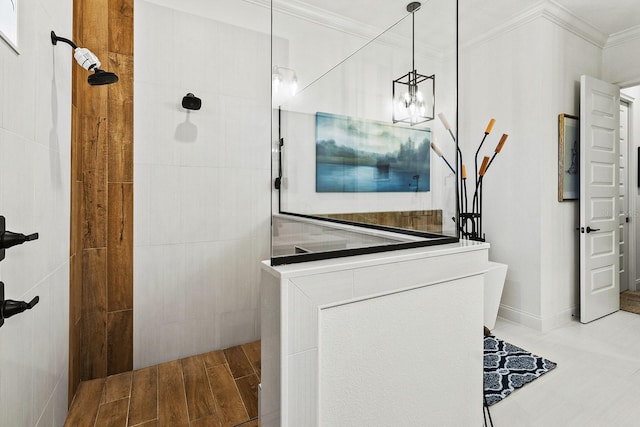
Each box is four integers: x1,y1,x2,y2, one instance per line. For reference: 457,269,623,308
0,216,39,262
182,93,202,110
0,282,40,328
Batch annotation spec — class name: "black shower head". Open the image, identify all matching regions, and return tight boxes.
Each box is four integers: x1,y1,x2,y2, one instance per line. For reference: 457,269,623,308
182,93,202,110
88,68,119,86
51,30,119,86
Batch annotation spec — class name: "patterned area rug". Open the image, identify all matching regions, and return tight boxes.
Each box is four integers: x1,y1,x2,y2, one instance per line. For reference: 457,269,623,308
483,336,557,406
621,291,640,315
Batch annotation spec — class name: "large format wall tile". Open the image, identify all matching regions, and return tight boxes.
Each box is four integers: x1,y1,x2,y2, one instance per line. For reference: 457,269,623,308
0,1,72,425
133,1,270,369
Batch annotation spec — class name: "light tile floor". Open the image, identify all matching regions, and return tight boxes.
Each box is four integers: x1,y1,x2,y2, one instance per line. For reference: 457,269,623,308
489,311,640,427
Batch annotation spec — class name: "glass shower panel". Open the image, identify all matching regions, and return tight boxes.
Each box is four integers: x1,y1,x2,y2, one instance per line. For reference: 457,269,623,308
271,0,458,264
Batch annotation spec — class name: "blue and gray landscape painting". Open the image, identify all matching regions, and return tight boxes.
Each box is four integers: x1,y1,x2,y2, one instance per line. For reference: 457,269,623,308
315,112,430,192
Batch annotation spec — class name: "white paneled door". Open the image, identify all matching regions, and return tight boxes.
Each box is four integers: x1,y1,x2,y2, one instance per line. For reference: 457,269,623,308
579,75,621,324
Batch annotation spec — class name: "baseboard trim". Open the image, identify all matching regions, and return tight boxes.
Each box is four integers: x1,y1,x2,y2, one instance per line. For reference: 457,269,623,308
497,304,542,330
497,304,576,331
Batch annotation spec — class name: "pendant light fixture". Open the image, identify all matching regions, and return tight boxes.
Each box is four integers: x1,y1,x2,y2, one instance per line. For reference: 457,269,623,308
392,2,435,126
272,65,298,96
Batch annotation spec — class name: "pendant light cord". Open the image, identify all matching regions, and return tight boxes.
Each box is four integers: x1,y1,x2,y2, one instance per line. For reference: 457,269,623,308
412,10,415,73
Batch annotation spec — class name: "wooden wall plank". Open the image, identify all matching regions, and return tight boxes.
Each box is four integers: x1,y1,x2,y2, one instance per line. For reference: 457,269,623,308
129,366,158,426
70,0,134,402
181,356,217,421
69,251,82,325
73,0,84,47
81,249,108,379
79,0,109,62
107,53,134,183
69,31,84,400
81,115,108,249
70,105,82,188
78,84,109,120
108,0,134,55
70,180,79,258
107,183,133,311
107,310,133,375
157,361,189,427
68,317,83,405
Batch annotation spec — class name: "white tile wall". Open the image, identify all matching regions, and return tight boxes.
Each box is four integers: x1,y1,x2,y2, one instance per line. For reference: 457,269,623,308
287,283,316,354
287,349,318,427
0,1,72,426
133,1,271,369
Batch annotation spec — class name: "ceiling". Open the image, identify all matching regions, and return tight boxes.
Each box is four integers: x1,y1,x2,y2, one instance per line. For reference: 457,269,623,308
292,0,640,43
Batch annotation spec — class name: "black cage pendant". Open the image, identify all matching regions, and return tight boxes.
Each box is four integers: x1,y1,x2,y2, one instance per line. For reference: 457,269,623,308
392,2,435,126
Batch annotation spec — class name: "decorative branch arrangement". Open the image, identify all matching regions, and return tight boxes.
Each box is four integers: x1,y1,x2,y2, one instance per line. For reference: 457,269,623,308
432,114,508,241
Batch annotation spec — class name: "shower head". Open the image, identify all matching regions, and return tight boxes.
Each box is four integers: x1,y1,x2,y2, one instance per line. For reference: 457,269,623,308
51,31,119,86
88,68,119,86
182,93,202,110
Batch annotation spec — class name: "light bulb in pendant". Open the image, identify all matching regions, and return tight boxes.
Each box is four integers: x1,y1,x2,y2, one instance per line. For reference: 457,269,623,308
272,75,281,92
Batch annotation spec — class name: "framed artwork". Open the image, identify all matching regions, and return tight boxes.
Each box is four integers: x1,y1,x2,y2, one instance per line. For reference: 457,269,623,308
558,114,579,201
0,0,18,53
315,112,431,193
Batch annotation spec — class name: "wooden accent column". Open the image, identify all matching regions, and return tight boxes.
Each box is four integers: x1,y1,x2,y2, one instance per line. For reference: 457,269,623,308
69,0,134,402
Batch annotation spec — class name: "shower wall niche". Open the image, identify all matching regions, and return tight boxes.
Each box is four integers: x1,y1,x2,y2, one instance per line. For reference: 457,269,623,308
271,0,459,264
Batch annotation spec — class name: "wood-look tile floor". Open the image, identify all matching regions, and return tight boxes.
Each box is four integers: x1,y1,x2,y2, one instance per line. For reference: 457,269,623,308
620,290,640,315
64,341,261,427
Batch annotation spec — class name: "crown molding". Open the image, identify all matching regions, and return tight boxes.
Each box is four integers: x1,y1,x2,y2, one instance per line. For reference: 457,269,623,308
539,0,608,47
605,24,640,49
621,92,635,103
244,0,386,39
461,0,608,51
245,0,613,56
242,0,446,60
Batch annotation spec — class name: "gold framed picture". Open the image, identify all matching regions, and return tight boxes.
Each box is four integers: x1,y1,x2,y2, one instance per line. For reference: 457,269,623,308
558,114,579,201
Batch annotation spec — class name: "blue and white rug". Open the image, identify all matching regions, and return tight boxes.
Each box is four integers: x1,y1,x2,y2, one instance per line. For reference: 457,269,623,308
483,336,557,406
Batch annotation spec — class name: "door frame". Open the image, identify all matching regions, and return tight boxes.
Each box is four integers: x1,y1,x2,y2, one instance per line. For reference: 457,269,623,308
621,91,637,292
